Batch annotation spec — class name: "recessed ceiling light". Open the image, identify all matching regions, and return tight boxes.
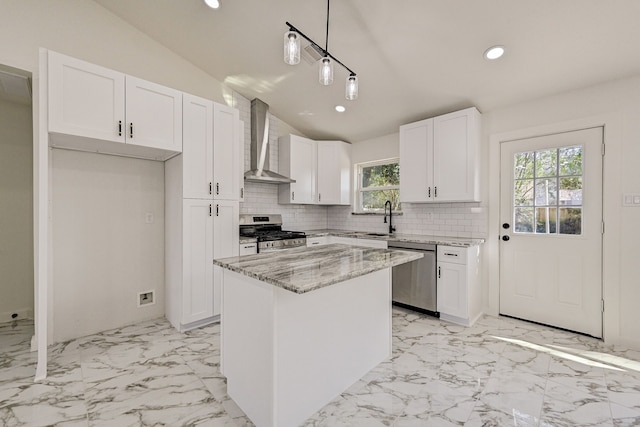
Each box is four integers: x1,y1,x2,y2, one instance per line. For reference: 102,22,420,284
204,0,220,9
335,105,346,113
484,45,505,60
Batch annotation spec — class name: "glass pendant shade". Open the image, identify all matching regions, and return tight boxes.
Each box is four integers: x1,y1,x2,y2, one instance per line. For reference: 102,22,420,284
283,31,300,65
345,75,358,100
319,57,334,85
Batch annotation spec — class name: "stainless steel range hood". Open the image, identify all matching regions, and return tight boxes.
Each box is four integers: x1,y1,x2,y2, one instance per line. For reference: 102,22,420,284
244,98,295,184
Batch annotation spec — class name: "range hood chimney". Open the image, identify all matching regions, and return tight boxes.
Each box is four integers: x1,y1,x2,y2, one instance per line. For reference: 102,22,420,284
244,98,295,184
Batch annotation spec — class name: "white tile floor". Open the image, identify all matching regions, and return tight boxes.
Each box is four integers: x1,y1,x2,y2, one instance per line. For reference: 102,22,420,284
2,308,640,426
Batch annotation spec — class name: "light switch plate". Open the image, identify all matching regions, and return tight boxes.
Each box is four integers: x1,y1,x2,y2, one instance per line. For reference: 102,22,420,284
623,193,640,207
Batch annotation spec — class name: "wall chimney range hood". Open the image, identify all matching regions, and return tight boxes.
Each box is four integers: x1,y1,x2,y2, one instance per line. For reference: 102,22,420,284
244,98,295,184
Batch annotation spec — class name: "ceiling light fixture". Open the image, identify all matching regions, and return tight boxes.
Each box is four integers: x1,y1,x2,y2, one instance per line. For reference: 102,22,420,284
484,45,505,60
284,0,358,100
204,0,220,9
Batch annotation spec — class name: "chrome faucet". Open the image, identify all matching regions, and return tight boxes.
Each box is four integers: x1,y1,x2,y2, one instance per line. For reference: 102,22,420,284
384,200,396,234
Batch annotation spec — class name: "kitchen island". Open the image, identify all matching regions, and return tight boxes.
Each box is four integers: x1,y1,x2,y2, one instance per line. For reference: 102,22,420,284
213,244,422,427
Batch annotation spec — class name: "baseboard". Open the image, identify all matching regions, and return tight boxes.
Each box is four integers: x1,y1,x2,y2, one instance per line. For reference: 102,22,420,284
178,315,220,332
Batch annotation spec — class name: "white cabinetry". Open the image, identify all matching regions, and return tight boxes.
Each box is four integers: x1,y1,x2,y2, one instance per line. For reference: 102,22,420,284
239,241,257,255
317,141,351,205
279,135,316,204
48,50,182,160
279,136,351,205
400,107,480,203
437,245,481,326
165,95,241,332
306,236,330,247
213,103,242,201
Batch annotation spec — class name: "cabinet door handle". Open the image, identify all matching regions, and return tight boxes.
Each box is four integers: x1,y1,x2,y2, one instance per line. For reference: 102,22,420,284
318,193,321,203
292,191,295,201
428,187,431,198
209,182,212,195
216,204,219,216
216,183,219,195
118,120,122,136
438,266,441,278
129,123,134,139
434,186,438,197
209,204,212,216
240,187,244,199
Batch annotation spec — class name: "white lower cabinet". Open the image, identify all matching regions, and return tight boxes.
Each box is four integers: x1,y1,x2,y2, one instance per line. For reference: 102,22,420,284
239,242,257,255
331,236,388,249
436,245,481,326
306,236,330,247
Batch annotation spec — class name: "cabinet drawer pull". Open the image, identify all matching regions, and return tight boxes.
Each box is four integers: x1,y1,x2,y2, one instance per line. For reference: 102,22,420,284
311,242,319,245
216,204,219,216
428,187,431,198
444,252,458,257
129,122,133,138
434,186,438,197
216,183,219,195
209,204,212,216
118,120,122,136
209,182,212,195
438,266,441,278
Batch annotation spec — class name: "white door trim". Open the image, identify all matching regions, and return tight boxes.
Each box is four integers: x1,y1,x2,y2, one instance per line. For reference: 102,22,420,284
487,113,622,344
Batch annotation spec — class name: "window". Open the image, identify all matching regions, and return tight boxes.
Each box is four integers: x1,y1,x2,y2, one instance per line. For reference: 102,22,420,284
355,159,400,212
513,145,583,235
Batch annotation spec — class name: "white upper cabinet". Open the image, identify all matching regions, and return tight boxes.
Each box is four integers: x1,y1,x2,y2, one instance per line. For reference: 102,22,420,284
48,50,125,143
125,76,182,152
399,118,433,203
400,107,481,203
47,50,182,160
182,94,214,199
279,136,351,205
317,140,351,205
279,135,317,204
213,103,242,201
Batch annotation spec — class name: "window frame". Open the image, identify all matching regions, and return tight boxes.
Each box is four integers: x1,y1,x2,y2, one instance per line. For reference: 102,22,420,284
354,158,401,213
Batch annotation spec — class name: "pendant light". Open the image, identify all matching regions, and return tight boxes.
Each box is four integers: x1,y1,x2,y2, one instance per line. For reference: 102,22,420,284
284,0,359,100
319,57,334,85
283,31,300,65
345,74,358,100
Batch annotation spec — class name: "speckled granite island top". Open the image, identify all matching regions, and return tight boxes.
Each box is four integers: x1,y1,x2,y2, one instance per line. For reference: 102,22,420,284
213,244,423,294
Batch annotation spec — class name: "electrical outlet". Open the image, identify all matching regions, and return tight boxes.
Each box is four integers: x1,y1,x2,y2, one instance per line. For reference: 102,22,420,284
138,290,155,307
145,212,154,224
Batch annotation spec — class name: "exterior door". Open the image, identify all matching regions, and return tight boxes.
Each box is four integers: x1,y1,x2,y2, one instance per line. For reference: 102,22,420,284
499,127,603,337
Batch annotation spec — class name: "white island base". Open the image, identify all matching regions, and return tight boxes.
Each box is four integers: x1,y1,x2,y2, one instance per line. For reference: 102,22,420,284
220,268,392,427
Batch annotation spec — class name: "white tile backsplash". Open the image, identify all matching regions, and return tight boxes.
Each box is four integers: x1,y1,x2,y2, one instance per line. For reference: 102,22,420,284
233,91,487,237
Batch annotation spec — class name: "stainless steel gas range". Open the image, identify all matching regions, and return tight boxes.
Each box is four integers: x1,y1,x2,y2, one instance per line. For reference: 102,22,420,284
239,214,306,253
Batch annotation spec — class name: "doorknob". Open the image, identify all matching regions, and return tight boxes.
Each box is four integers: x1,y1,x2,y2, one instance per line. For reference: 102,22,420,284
502,223,510,229
502,235,510,241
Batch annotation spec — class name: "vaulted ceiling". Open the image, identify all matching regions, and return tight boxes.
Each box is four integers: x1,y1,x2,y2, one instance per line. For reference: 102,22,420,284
94,0,640,142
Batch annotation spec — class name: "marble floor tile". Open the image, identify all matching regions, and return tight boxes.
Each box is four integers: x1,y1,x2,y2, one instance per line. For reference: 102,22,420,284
4,308,640,426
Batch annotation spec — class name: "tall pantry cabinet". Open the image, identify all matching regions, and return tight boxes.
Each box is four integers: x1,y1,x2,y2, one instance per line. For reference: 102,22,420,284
166,94,242,331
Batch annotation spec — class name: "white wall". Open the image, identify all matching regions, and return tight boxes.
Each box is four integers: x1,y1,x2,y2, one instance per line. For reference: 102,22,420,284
483,74,640,348
0,98,34,322
51,150,164,342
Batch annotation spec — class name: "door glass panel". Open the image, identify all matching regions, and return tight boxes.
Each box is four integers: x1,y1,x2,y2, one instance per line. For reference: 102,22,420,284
514,207,534,233
536,207,557,234
559,146,583,176
560,177,582,206
514,179,534,206
559,207,582,235
535,149,557,178
513,145,583,235
535,178,557,206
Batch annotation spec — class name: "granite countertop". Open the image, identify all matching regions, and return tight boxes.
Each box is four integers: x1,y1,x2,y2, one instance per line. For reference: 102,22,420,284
302,229,484,247
213,244,423,294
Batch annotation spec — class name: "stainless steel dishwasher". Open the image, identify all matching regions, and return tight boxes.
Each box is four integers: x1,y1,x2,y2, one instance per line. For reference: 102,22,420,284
388,240,438,317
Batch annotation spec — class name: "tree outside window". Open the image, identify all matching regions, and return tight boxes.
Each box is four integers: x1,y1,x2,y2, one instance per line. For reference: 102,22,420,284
356,159,400,212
